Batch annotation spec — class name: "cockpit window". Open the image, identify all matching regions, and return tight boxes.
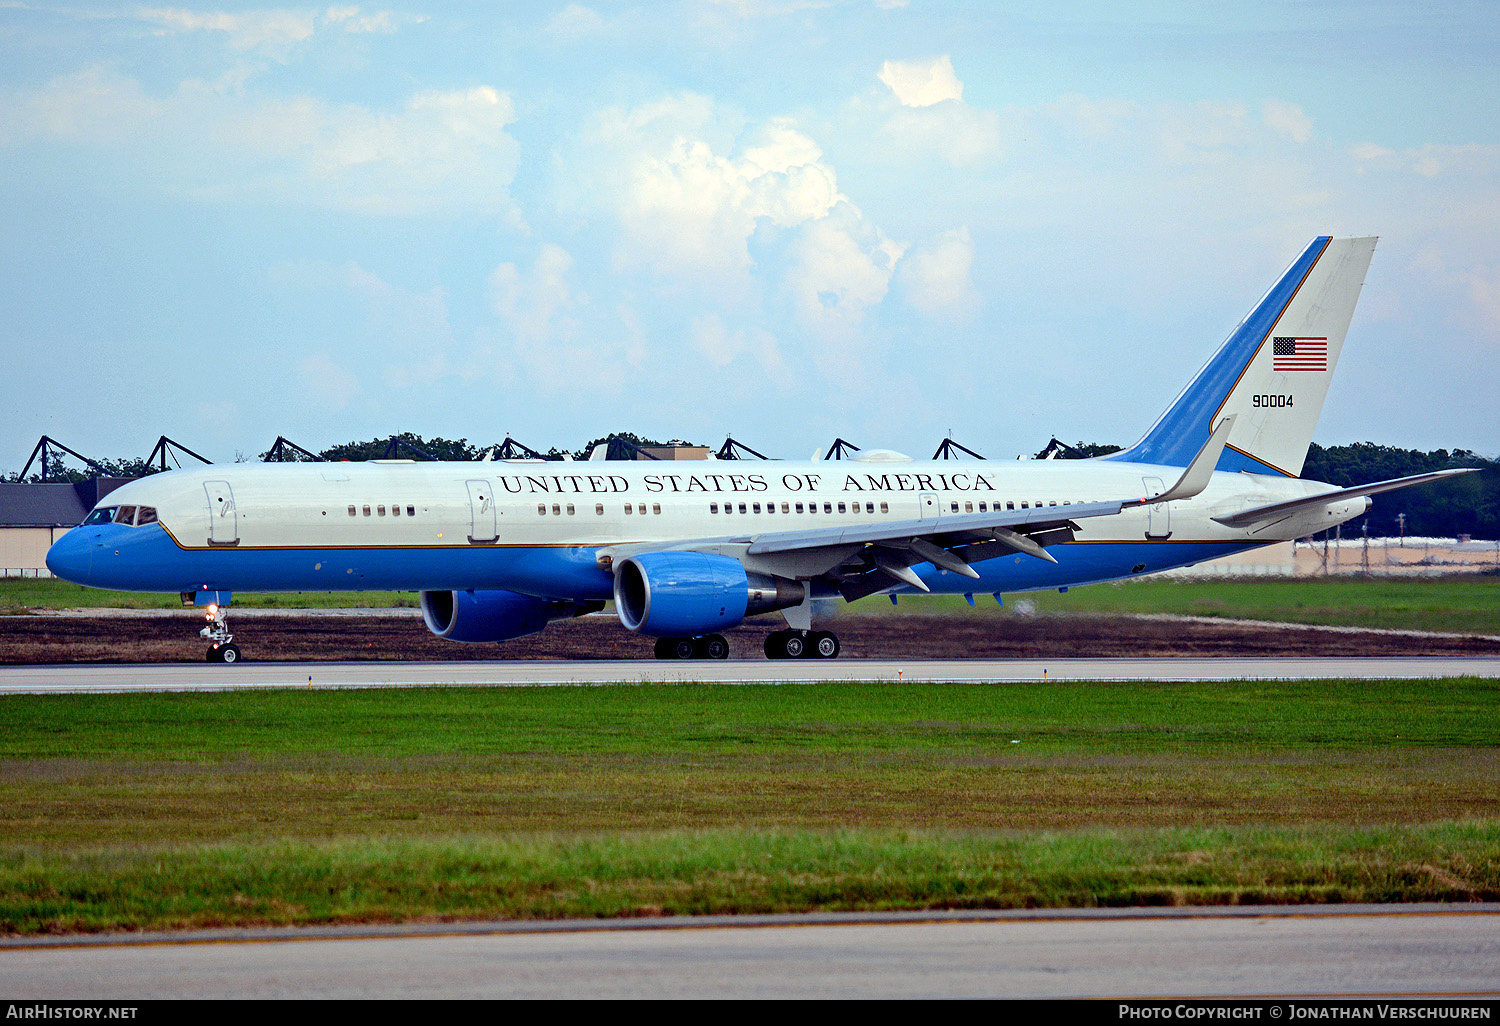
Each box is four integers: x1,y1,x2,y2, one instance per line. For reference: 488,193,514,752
84,505,158,527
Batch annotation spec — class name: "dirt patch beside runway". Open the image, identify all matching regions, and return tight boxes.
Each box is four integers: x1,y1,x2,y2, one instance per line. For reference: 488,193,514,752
3,611,1499,663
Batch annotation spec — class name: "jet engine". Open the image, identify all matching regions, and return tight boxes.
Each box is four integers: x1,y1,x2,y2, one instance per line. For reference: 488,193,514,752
612,551,804,637
420,589,601,643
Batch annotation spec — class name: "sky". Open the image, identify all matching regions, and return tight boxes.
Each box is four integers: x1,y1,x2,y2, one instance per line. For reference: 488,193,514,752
1,0,1497,472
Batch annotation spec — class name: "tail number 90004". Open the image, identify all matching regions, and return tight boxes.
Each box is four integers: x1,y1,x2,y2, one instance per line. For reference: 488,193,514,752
1252,394,1294,408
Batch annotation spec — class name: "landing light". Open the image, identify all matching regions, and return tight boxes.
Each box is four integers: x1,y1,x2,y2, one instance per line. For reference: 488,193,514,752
206,603,218,617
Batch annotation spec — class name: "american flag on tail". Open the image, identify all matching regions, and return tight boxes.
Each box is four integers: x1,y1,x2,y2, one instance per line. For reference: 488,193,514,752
1272,336,1328,372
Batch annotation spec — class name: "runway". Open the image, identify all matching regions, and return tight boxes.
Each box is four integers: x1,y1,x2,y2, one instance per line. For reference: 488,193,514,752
5,905,1499,999
0,655,1497,694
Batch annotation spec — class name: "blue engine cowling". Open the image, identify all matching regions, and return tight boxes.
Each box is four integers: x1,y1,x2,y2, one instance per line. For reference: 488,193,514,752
421,589,598,643
613,552,805,637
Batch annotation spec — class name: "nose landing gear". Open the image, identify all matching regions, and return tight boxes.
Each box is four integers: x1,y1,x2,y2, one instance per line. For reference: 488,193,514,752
200,605,241,663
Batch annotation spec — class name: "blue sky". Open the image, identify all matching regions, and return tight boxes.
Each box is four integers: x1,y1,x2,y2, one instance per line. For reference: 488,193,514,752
2,1,1497,470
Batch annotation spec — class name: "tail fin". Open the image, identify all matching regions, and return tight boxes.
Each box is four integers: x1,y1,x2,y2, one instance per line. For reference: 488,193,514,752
1105,236,1377,478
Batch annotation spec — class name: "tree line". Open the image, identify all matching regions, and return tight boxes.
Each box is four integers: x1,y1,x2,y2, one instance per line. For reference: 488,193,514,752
7,433,1495,538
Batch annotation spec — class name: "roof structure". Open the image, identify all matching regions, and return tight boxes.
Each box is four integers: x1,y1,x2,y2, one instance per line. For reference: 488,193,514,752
0,478,134,528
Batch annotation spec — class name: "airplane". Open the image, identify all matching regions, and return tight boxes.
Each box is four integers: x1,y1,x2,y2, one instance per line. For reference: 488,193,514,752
45,235,1476,663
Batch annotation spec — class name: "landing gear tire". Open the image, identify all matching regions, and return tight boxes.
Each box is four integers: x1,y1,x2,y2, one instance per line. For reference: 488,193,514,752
810,631,839,659
207,643,241,664
697,634,730,660
765,629,839,660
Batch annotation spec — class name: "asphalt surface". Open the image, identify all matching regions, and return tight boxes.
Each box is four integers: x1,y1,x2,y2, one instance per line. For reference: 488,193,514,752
1,655,1497,693
5,906,1498,999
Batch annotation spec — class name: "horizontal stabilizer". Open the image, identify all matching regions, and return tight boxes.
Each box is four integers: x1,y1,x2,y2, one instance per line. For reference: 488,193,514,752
1211,469,1478,528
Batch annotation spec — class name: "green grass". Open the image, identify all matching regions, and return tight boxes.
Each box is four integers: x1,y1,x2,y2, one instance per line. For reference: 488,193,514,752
2,680,1498,933
5,824,1498,934
0,579,417,612
854,576,1500,635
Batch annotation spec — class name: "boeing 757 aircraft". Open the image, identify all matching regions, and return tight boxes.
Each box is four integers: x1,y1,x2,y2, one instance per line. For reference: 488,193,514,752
46,236,1474,662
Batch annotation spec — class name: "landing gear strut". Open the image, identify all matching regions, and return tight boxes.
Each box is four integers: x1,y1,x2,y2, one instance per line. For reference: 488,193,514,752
200,605,241,664
653,634,731,660
765,629,840,660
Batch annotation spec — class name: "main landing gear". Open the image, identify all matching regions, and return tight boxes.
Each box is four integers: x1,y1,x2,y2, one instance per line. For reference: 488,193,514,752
200,605,241,664
764,629,840,660
653,634,730,660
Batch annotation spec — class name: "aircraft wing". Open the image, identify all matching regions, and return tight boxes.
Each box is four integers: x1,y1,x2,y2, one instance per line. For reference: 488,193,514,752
597,416,1236,599
1211,469,1478,528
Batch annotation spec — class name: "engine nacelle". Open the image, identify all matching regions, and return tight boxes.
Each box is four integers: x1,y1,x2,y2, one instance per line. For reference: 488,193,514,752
613,551,805,637
420,589,599,643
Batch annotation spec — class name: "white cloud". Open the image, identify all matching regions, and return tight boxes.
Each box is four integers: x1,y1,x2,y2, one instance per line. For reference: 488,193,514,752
582,96,847,283
1262,99,1312,144
489,245,645,391
895,226,976,318
545,3,605,38
1351,142,1393,161
136,7,318,57
690,313,784,373
273,260,457,389
871,56,1001,165
878,55,963,108
298,353,362,411
1,71,521,215
787,204,900,335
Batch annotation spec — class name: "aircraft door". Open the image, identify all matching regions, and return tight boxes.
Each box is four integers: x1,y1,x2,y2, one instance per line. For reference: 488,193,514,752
1142,476,1171,539
204,481,239,546
919,492,940,519
467,480,497,543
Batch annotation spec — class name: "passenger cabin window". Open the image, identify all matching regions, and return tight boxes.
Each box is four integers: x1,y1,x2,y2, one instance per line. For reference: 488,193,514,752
738,503,747,514
552,504,561,516
624,505,633,515
538,504,547,515
362,505,371,517
567,504,575,516
392,504,401,517
378,505,386,516
407,506,416,517
652,504,661,515
595,503,604,515
753,503,761,514
880,502,889,513
711,502,719,513
824,502,832,513
796,502,804,513
838,502,847,513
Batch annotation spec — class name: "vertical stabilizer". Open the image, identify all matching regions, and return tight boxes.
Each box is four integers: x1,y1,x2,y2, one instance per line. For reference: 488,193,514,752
1106,236,1377,477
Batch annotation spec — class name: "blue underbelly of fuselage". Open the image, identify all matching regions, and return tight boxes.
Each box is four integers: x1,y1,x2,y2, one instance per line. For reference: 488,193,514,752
48,523,1256,601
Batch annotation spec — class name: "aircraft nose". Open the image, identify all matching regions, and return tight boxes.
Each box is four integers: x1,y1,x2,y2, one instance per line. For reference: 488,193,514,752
45,529,94,584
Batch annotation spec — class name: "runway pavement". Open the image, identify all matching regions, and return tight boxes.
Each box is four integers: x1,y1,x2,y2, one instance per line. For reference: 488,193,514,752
1,655,1497,694
4,905,1499,999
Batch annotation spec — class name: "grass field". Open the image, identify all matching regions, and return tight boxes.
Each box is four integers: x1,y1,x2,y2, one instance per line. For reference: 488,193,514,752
2,679,1497,933
6,576,1498,635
